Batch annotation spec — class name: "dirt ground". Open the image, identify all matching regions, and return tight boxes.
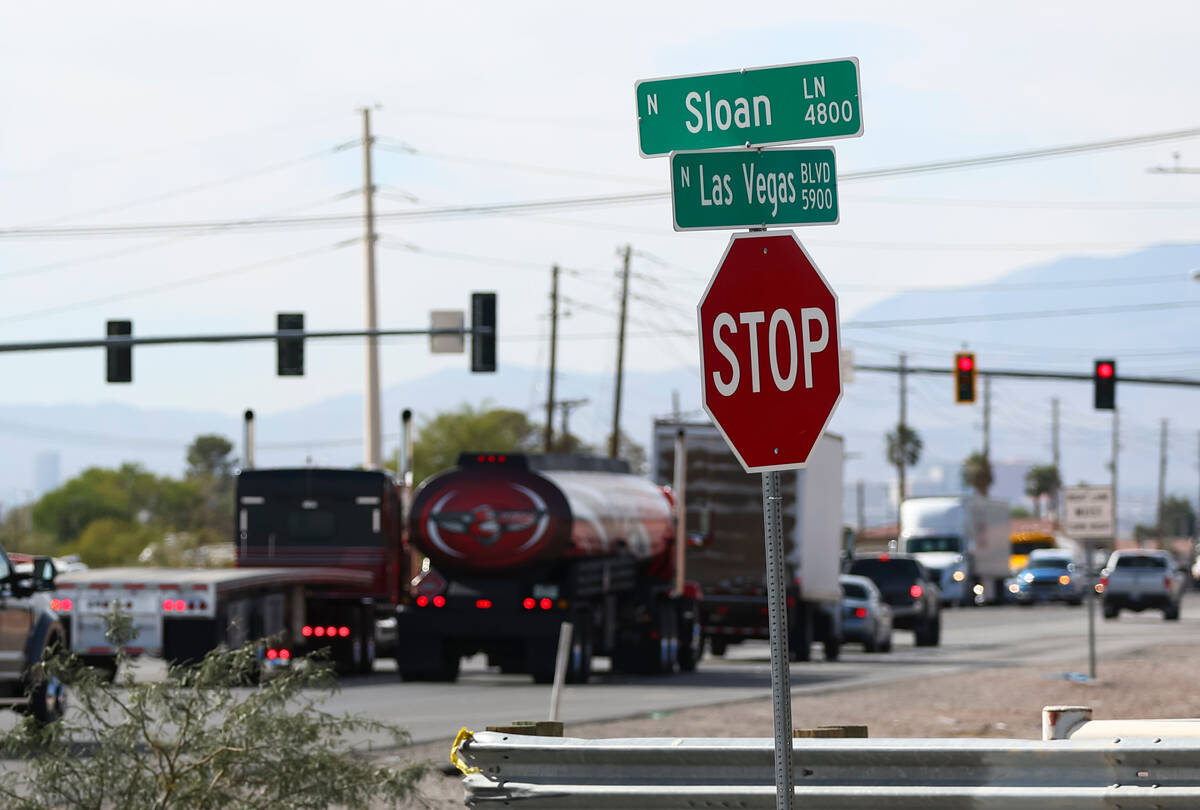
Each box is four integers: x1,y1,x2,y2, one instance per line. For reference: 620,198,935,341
393,642,1200,808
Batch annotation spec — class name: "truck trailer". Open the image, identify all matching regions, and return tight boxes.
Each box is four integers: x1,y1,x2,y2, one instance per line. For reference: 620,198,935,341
651,420,845,662
898,496,1011,605
394,452,701,683
54,467,407,676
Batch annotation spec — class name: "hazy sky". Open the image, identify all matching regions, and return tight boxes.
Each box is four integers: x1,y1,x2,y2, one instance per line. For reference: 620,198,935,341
2,0,1198,433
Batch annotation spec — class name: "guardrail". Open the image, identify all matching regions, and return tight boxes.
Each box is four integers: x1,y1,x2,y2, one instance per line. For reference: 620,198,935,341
455,726,1200,808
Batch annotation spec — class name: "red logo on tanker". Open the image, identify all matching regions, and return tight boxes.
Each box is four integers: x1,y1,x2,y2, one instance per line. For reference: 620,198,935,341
423,482,551,560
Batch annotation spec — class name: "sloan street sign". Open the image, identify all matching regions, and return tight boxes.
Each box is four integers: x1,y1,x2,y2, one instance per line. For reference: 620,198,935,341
636,58,862,157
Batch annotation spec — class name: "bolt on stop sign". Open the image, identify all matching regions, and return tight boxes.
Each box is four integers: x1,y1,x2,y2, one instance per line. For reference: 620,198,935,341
697,230,842,472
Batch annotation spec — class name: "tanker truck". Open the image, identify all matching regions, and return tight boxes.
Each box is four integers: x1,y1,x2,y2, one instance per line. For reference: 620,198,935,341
393,453,701,683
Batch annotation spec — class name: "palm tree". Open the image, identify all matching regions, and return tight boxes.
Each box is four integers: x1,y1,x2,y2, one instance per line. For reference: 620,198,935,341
1023,464,1061,518
885,424,922,502
962,451,993,496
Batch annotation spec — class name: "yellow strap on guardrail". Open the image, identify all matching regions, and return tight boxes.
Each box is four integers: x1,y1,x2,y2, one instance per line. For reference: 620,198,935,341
450,727,480,775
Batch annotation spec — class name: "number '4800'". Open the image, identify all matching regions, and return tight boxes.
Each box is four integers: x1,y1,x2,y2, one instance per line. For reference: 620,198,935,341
804,101,854,126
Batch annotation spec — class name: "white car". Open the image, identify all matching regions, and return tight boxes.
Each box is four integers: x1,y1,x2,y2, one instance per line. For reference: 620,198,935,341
1100,550,1185,621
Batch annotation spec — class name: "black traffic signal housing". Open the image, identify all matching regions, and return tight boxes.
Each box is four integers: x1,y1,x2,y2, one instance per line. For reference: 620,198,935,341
276,313,304,376
1094,359,1116,410
471,292,496,373
953,352,976,403
106,320,132,383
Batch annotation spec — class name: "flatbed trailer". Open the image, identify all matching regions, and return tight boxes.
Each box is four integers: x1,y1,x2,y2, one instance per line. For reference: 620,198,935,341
53,566,378,675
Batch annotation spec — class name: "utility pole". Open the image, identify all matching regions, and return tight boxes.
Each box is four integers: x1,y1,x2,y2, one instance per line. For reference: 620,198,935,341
897,352,907,516
1156,418,1168,546
982,374,992,460
1195,431,1199,546
556,398,589,452
544,265,560,453
360,107,382,470
610,245,631,459
1111,407,1120,546
856,479,866,534
1051,398,1060,520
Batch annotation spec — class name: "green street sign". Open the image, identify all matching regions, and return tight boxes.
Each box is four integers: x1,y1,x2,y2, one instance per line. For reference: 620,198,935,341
635,58,862,157
670,147,838,231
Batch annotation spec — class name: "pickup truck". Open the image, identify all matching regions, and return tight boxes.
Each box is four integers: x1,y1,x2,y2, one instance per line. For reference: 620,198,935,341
1100,549,1185,621
0,546,67,723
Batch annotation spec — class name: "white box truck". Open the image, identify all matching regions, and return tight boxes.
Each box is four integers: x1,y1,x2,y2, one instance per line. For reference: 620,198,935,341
652,420,845,661
898,496,1011,605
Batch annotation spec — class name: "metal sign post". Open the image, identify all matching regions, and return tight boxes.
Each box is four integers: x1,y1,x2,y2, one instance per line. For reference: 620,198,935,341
1085,539,1097,680
761,470,794,810
1063,485,1113,683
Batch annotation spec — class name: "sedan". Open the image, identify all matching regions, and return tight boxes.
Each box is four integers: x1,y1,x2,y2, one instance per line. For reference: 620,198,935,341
839,574,893,653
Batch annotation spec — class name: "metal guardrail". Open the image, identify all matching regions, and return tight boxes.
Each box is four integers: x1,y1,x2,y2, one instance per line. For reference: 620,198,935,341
456,730,1200,808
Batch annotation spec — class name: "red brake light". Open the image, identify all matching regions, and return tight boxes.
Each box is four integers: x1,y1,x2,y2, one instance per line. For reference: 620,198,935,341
174,599,186,612
313,626,326,637
301,625,313,637
416,595,429,607
63,598,72,611
879,554,890,562
432,595,446,608
279,649,291,660
50,599,60,611
498,455,506,463
325,626,337,636
477,455,485,462
162,599,174,612
910,584,923,598
855,607,867,618
1164,577,1172,589
266,649,278,660
522,597,536,609
539,597,552,610
338,626,350,637
1100,576,1109,587
476,599,493,609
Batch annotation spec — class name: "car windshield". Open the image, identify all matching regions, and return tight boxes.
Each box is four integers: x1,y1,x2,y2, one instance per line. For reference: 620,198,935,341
1114,555,1167,569
905,535,961,553
849,558,922,585
1031,557,1071,569
841,582,868,600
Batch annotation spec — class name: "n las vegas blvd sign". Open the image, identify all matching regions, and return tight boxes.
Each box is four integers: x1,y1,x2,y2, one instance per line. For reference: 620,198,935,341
697,230,842,472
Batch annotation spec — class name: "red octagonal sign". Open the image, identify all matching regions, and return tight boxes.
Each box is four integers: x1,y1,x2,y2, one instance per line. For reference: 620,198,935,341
697,230,842,472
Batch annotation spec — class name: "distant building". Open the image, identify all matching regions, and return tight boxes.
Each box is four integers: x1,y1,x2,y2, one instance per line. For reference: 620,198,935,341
33,452,60,497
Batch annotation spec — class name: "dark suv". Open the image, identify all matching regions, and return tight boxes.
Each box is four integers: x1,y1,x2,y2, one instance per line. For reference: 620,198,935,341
848,554,942,646
0,546,67,723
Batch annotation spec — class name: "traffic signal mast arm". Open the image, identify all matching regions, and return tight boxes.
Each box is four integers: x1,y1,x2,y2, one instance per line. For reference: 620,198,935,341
0,326,492,353
854,362,1200,389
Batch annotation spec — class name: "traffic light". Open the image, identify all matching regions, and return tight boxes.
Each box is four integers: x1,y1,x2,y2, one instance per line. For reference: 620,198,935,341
106,320,132,383
471,292,496,373
1094,359,1116,410
276,313,304,376
953,352,976,403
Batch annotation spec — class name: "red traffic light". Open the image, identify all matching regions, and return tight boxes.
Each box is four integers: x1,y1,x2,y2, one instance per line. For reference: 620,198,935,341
1096,362,1114,379
957,355,974,372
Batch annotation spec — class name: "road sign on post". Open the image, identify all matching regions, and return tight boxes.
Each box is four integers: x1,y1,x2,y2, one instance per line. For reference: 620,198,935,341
697,230,842,472
1063,485,1115,540
670,147,838,231
636,58,862,157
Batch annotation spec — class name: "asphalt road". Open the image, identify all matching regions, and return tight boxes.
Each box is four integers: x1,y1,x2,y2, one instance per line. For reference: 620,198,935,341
326,591,1199,744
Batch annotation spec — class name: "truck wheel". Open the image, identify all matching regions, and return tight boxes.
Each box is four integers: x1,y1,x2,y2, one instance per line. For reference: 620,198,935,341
358,609,376,675
880,635,893,653
789,609,813,662
708,638,728,657
432,648,461,682
1102,602,1119,620
863,635,878,653
928,615,942,646
823,635,841,662
565,619,593,684
1164,602,1181,621
29,637,67,725
657,604,677,675
677,610,703,672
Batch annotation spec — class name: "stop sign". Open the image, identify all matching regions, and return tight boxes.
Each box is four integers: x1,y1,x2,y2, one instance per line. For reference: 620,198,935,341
697,230,842,472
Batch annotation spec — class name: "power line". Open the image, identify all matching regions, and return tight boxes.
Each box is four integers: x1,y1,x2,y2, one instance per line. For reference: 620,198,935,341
0,240,356,324
5,125,1197,240
845,298,1200,329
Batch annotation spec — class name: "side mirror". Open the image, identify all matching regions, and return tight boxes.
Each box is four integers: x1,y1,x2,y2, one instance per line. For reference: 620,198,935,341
32,557,56,592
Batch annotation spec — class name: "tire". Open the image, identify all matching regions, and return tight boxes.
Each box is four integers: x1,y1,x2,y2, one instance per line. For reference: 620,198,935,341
1164,602,1181,621
823,635,841,662
929,615,942,646
708,637,728,657
863,635,878,653
677,609,703,673
358,608,377,675
29,635,67,725
880,635,893,653
1102,602,1119,620
789,608,813,662
565,618,593,684
655,603,677,675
